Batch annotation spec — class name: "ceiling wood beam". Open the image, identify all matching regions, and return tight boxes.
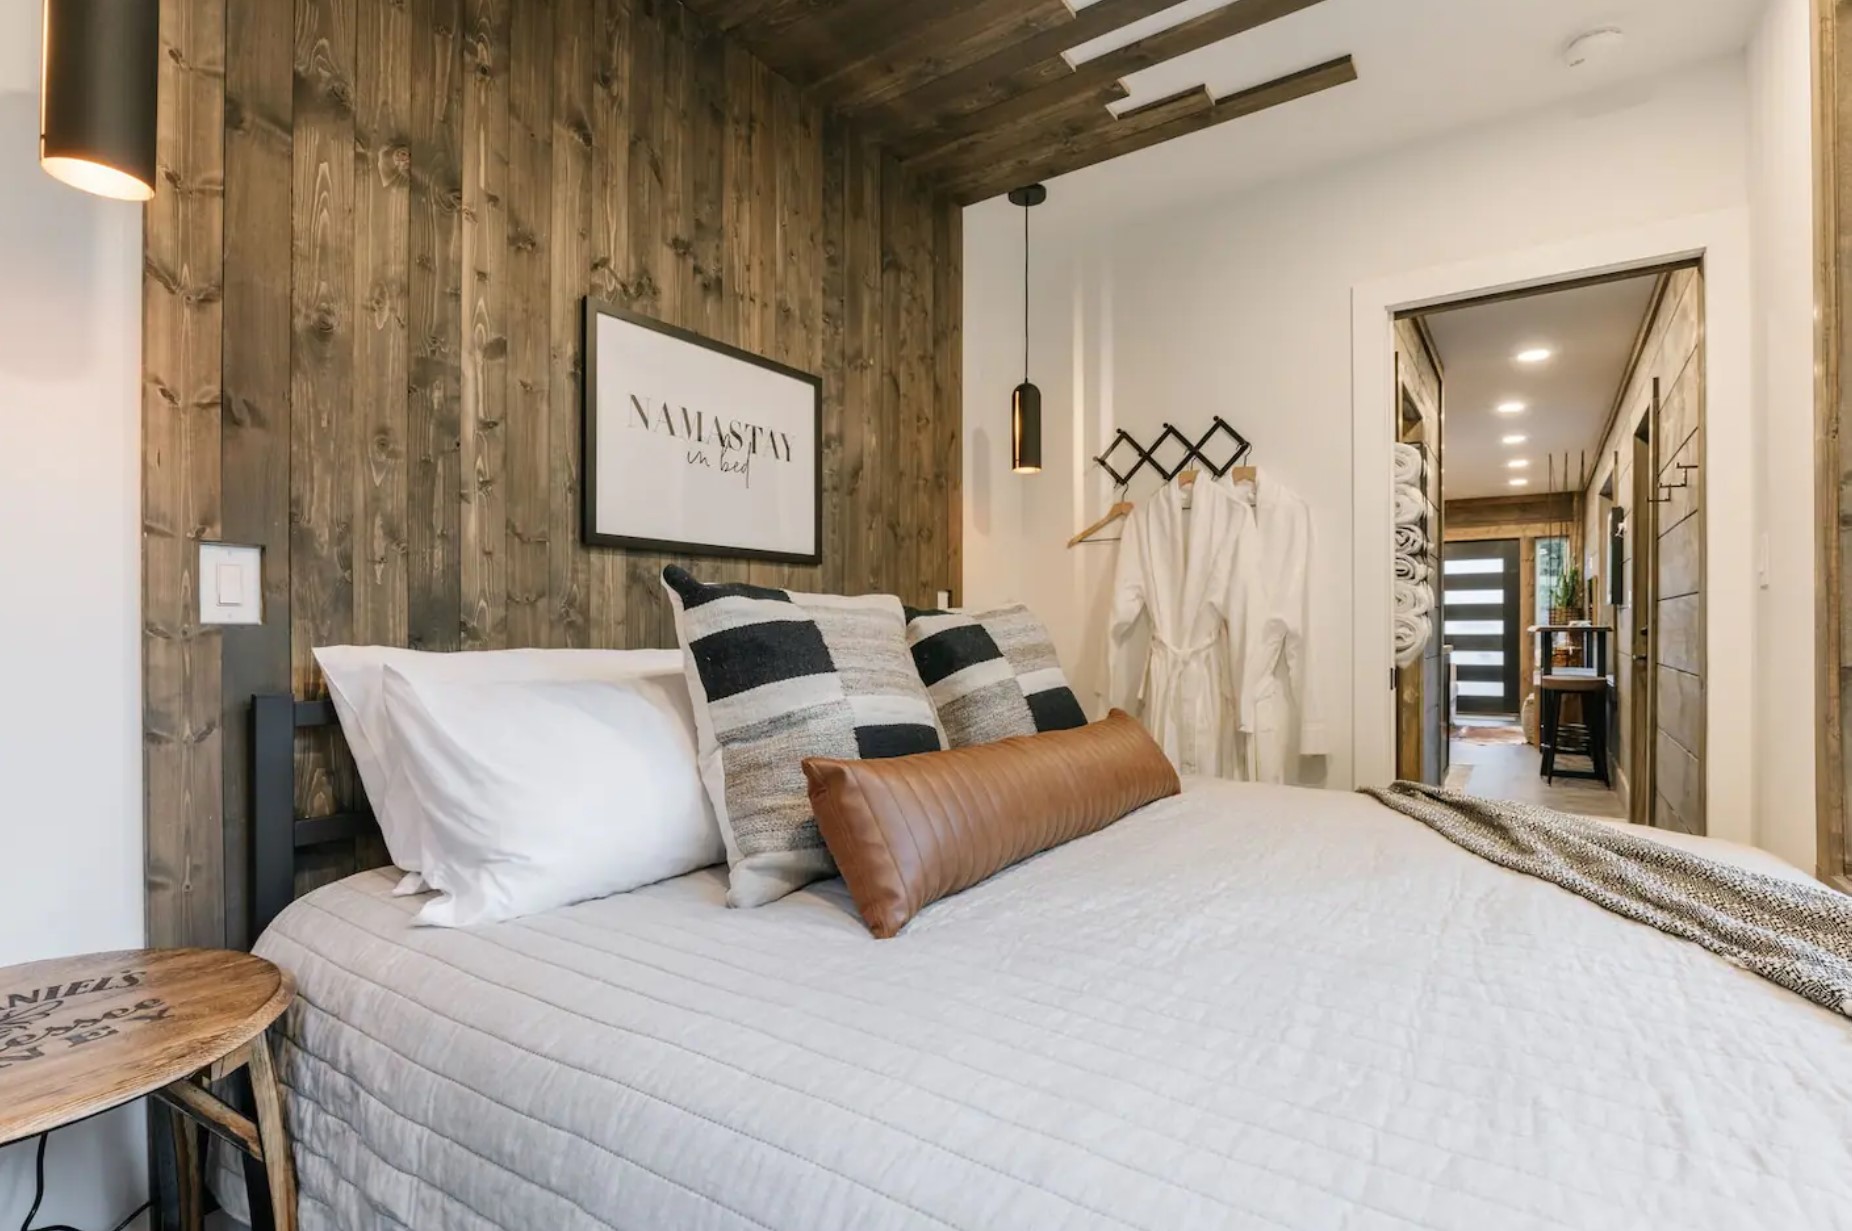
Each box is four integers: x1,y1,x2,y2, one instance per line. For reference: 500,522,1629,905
907,0,1330,162
946,54,1358,205
905,82,1133,180
876,0,1197,144
807,0,1076,112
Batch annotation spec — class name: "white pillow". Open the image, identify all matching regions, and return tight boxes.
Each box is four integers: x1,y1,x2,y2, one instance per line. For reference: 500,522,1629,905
313,646,687,880
381,669,724,927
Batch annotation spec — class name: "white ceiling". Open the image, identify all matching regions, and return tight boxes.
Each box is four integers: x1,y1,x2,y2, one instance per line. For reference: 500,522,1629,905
1046,0,1765,229
1419,274,1660,501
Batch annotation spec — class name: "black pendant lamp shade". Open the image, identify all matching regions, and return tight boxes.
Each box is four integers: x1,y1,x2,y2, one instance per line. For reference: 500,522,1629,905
39,0,159,201
1009,184,1046,475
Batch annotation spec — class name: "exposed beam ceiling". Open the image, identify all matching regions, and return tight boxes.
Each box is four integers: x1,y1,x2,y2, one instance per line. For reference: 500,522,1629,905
679,0,1353,203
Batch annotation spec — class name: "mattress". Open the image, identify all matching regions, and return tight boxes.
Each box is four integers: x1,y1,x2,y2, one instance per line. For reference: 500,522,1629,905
245,779,1852,1230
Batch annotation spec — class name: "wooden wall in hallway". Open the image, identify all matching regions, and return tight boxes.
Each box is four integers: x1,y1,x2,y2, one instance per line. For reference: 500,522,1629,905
1588,268,1705,834
143,0,964,949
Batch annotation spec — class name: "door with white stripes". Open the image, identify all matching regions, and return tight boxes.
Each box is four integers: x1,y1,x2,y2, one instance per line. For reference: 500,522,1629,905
1444,540,1521,716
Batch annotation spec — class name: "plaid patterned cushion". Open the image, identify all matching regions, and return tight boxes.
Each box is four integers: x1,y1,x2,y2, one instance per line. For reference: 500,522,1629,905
663,567,944,907
905,604,1087,747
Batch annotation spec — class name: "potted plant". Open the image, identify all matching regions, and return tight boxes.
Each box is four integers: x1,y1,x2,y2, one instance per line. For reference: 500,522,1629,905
1549,563,1586,667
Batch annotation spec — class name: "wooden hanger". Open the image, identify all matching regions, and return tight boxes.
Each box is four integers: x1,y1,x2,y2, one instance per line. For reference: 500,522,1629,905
1226,464,1258,483
1067,500,1136,547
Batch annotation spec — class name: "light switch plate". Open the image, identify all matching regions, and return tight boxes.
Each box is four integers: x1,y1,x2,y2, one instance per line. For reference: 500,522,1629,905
200,542,264,625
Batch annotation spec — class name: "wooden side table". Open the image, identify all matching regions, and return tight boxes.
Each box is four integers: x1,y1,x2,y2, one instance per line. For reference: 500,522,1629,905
0,948,298,1231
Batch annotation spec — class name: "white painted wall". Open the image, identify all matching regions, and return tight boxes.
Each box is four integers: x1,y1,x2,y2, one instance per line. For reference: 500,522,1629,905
1746,0,1820,875
0,0,148,1221
965,58,1752,797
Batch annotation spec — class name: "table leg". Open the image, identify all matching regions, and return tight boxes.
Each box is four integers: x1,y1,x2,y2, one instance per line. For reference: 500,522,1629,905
247,1032,298,1231
166,1105,203,1231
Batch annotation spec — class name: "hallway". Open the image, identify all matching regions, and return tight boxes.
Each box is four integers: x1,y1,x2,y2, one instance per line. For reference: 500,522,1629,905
1447,721,1627,820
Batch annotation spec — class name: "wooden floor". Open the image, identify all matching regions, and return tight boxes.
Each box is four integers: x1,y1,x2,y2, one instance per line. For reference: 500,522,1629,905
1448,731,1629,820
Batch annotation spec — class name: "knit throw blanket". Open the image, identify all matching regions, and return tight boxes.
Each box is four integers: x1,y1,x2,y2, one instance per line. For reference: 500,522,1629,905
1364,781,1852,1020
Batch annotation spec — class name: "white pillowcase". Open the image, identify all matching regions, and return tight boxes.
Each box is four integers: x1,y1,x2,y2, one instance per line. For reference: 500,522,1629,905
313,646,686,884
381,669,724,927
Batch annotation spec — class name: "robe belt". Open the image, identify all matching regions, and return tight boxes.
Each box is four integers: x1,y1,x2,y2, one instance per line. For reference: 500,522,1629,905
1140,633,1218,705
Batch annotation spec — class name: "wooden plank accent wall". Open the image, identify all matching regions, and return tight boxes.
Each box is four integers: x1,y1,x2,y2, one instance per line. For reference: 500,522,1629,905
1817,0,1852,890
1587,268,1706,835
143,0,966,949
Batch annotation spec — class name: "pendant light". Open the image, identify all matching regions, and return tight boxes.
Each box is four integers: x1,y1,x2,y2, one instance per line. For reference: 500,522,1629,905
1008,184,1047,475
39,0,159,201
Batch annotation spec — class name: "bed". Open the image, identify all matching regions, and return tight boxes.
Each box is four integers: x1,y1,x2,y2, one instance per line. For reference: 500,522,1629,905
231,762,1852,1230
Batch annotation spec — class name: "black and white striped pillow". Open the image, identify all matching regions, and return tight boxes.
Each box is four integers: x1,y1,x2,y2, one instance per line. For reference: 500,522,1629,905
663,567,944,907
905,605,1087,747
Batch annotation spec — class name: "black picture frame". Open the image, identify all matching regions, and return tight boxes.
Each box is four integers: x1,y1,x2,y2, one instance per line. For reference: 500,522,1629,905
581,297,824,565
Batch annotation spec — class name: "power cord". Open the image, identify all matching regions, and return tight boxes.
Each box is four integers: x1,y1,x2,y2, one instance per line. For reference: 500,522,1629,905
16,1133,149,1231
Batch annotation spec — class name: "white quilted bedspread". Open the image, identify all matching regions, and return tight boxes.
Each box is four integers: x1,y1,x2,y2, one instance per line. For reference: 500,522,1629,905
250,779,1852,1230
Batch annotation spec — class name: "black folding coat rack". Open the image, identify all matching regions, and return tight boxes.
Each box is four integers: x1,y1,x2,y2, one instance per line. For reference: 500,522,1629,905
1093,416,1253,487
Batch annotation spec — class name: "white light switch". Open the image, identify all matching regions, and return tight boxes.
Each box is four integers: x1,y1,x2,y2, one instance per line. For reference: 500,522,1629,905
200,543,264,625
216,563,244,605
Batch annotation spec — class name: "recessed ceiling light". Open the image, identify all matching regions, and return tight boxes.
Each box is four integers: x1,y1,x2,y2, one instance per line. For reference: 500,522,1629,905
1501,433,1528,445
1507,458,1531,470
1497,401,1528,414
1515,347,1554,364
1509,478,1530,488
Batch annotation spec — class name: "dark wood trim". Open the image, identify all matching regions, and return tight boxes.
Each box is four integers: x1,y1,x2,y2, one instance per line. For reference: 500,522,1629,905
948,56,1358,205
580,297,826,566
252,695,382,937
905,0,1330,163
1816,0,1850,884
877,0,1196,144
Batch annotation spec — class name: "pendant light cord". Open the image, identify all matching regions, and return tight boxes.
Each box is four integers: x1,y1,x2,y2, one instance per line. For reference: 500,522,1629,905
1022,201,1031,384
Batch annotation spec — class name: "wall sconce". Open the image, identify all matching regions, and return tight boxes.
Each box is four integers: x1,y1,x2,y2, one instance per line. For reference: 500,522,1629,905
39,0,159,201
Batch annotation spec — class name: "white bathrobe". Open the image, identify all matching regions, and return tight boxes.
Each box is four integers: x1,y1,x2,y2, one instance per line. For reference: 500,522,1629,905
1228,473,1326,784
1108,476,1256,777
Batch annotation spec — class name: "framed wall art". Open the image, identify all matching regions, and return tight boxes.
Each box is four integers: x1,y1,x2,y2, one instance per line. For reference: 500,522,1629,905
583,299,822,564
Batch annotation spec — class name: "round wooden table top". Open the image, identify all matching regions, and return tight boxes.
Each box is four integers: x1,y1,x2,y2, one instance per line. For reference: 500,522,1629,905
0,948,294,1146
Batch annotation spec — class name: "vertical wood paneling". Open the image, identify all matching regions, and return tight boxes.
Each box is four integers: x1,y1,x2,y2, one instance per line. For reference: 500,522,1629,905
586,0,632,649
840,130,883,599
145,0,227,951
459,0,511,649
406,0,464,652
352,0,412,652
146,0,964,946
220,0,295,948
623,0,675,640
505,0,554,648
290,0,360,826
547,0,593,648
933,202,963,604
290,0,359,687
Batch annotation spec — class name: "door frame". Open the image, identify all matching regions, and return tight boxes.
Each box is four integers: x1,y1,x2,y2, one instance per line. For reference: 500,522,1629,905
1814,0,1852,890
1349,210,1754,847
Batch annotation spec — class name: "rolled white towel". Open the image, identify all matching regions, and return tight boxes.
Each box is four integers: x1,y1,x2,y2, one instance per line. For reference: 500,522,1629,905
1393,442,1423,487
1394,524,1427,557
1394,578,1434,618
1394,554,1428,585
1394,612,1431,666
1393,485,1427,528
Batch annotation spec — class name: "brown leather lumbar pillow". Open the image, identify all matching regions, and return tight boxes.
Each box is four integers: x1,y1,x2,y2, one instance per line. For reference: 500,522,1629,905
803,709,1181,938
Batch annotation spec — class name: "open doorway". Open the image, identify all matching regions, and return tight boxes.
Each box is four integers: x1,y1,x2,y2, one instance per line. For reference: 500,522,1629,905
1391,265,1706,829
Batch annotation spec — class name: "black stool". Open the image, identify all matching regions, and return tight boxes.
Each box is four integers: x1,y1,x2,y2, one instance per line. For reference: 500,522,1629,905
1539,675,1610,786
